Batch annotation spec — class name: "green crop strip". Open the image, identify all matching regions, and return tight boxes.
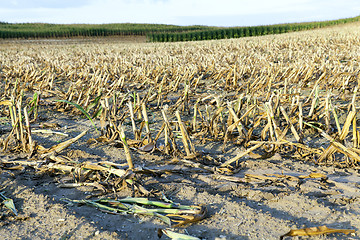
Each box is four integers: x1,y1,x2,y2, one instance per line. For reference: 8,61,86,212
0,15,359,41
0,22,211,39
147,15,360,42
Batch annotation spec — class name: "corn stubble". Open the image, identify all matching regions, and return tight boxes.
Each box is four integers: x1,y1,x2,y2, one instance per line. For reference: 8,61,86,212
1,23,360,232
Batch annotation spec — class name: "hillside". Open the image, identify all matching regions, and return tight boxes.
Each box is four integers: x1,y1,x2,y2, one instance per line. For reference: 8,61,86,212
0,15,359,42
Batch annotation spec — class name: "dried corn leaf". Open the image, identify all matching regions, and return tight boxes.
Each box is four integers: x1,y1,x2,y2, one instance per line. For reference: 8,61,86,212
213,174,245,183
264,173,299,181
245,174,277,181
31,129,68,137
298,173,327,179
0,100,13,106
94,136,110,143
57,182,106,192
44,163,75,172
40,130,87,157
82,162,127,178
38,122,61,129
138,141,155,152
218,172,325,184
3,165,25,171
220,143,263,167
280,225,355,239
169,205,207,227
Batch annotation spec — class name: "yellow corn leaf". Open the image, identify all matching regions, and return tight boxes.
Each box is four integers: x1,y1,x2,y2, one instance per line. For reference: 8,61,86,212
82,162,127,178
245,174,277,181
298,173,327,179
280,225,355,239
220,143,263,167
264,173,299,181
0,100,12,106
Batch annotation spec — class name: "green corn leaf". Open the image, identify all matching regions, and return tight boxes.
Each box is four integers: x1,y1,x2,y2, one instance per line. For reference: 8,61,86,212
0,192,17,216
86,94,102,112
97,199,130,210
62,199,128,214
2,198,17,216
118,197,194,210
132,205,172,226
55,99,99,134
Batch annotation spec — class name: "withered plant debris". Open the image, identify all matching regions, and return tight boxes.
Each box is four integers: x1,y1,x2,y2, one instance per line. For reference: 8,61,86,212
1,26,360,238
280,225,355,239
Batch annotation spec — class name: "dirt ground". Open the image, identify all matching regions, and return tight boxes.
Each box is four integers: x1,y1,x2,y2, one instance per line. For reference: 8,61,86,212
1,25,360,240
1,108,360,240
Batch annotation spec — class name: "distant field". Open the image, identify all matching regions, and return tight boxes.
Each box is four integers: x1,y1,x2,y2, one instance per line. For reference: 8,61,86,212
0,34,148,45
148,15,360,42
0,22,212,39
1,15,359,42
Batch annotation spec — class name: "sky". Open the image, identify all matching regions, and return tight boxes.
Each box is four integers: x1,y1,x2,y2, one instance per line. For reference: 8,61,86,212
0,0,359,27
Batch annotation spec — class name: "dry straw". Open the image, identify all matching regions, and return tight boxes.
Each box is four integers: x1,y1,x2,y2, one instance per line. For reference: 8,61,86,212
1,22,360,232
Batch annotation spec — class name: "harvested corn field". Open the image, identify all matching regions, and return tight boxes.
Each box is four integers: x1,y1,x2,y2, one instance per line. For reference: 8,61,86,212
1,22,360,239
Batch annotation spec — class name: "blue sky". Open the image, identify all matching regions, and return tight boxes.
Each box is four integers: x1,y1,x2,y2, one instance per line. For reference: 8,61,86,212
0,0,359,26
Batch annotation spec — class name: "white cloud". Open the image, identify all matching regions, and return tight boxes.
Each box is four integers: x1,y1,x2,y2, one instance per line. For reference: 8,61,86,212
0,0,92,9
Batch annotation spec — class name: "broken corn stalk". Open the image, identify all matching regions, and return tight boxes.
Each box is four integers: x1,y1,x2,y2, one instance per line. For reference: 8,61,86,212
61,197,206,227
280,225,355,239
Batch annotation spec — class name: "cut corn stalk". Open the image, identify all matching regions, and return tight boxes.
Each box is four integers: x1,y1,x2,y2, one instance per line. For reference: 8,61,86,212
40,130,87,157
317,110,356,162
141,102,151,141
175,110,196,157
119,126,134,169
280,106,300,142
305,122,360,162
351,87,357,148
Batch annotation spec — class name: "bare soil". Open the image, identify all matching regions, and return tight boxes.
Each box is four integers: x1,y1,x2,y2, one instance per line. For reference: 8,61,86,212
1,27,360,240
1,108,360,240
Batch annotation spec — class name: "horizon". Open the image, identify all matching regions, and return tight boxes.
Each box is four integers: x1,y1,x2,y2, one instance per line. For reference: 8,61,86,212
0,0,360,27
2,14,360,28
